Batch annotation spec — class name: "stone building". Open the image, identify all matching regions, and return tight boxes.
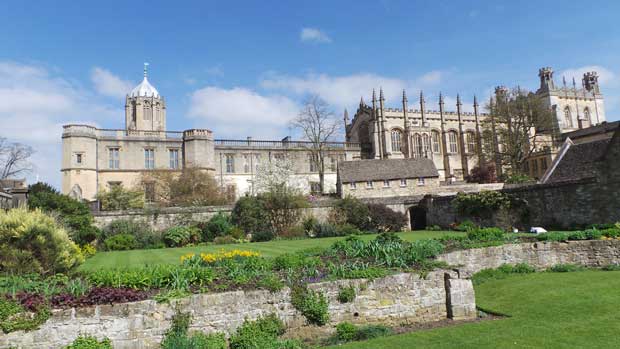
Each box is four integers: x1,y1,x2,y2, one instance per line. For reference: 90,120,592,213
0,178,28,208
346,67,607,182
337,158,439,199
61,67,360,201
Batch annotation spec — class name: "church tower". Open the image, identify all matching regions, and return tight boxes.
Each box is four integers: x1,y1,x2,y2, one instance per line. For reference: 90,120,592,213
125,63,167,132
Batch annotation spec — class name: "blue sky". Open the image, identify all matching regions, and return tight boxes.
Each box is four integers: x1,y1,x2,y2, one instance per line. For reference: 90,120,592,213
1,0,619,188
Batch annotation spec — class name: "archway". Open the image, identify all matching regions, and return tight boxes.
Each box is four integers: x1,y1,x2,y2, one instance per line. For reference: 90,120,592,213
409,206,427,230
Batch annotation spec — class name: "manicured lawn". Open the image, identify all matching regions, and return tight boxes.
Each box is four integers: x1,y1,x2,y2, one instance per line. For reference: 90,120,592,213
80,231,462,272
326,270,620,348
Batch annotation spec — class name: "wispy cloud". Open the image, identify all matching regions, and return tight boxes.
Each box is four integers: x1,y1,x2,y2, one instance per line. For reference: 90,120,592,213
300,27,332,44
91,67,133,98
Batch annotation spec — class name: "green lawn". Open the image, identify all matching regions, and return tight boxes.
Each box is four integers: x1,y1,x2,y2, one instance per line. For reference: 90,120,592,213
327,270,620,348
80,231,461,272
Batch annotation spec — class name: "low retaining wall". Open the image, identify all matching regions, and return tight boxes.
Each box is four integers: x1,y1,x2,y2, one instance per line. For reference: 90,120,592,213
439,239,620,277
0,271,475,349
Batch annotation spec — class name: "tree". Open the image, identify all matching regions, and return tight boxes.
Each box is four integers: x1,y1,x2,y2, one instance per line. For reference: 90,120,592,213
481,88,557,177
253,157,301,194
291,95,341,193
140,168,228,207
96,185,145,211
0,137,34,179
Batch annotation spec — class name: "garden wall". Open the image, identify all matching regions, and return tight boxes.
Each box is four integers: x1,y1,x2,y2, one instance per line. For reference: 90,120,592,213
0,271,475,349
424,177,620,229
439,239,620,277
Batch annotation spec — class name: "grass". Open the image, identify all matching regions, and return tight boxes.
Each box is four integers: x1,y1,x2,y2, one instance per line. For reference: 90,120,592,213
326,270,620,348
80,231,462,272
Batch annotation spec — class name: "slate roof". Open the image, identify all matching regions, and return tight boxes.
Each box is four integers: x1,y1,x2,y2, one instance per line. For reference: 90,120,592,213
545,138,611,184
561,121,620,141
338,158,439,183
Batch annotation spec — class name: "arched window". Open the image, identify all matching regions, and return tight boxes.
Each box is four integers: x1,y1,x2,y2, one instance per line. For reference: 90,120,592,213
584,107,591,123
390,130,402,153
423,134,431,156
431,131,440,153
483,130,493,154
448,131,458,154
466,132,476,154
413,134,423,157
564,107,573,128
144,102,152,121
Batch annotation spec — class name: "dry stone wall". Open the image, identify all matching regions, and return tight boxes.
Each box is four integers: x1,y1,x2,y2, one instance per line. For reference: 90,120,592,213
0,271,475,349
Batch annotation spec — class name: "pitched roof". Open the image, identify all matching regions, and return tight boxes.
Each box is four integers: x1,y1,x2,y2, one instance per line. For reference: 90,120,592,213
561,121,620,141
338,158,439,183
544,138,611,184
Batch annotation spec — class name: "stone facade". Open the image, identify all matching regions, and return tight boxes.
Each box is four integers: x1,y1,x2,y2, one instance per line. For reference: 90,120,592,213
341,176,440,199
0,271,475,349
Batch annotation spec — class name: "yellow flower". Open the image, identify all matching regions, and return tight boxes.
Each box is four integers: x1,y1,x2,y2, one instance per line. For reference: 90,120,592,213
180,253,196,262
197,249,260,264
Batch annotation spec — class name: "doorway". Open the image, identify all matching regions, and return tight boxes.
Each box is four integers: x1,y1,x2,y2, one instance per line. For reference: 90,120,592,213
409,206,427,230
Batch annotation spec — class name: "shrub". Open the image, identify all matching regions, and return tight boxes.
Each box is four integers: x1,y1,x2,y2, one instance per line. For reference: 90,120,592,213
0,297,50,334
548,264,585,273
303,216,319,236
505,173,534,184
313,223,340,238
96,185,144,211
66,335,112,349
231,196,270,234
163,226,200,247
213,235,237,245
333,197,371,231
472,263,536,285
467,227,505,242
536,232,570,242
28,182,99,245
202,213,233,242
367,203,407,232
251,231,275,242
332,322,392,344
408,239,445,263
335,322,357,341
290,285,329,326
103,234,137,251
337,285,356,303
229,314,300,349
426,225,442,231
465,164,497,184
101,219,161,249
80,244,97,258
337,224,363,236
0,208,83,274
455,220,478,232
452,191,525,218
161,310,227,349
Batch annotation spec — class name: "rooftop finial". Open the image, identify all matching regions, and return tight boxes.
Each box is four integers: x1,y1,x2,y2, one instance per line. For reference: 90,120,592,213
563,76,567,88
473,94,478,106
379,87,385,101
143,62,149,78
456,93,462,106
402,89,407,102
439,92,444,105
372,88,377,101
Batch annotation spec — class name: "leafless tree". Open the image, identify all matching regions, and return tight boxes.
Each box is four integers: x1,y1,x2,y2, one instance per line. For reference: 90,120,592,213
0,137,34,179
291,95,341,193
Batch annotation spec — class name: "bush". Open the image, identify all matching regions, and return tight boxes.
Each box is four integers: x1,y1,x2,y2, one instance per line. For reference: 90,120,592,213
66,335,112,349
202,213,233,242
455,220,478,232
80,244,97,258
290,285,329,326
251,231,275,242
548,264,585,273
163,226,200,247
0,208,83,274
505,173,534,184
472,263,536,285
161,310,227,349
367,203,407,232
426,225,442,231
452,191,525,218
28,182,99,245
101,219,161,249
337,224,363,236
0,297,50,334
335,322,357,341
536,231,570,242
467,227,505,242
465,164,497,184
333,197,371,231
96,185,144,211
303,217,319,236
333,322,392,344
408,239,445,263
229,313,300,349
103,234,137,251
337,286,356,303
213,235,237,245
231,196,270,235
313,223,340,238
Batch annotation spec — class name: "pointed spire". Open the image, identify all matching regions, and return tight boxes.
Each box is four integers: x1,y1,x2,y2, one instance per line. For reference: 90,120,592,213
563,76,567,88
359,96,365,106
372,88,377,102
344,108,349,121
572,77,577,90
143,62,149,78
379,87,385,101
456,93,462,106
420,90,425,102
439,92,444,105
473,94,478,107
402,89,408,103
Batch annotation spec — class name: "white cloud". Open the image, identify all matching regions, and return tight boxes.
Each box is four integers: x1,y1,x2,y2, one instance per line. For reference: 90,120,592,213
0,61,119,189
91,67,133,98
188,86,299,139
260,70,448,110
300,28,332,44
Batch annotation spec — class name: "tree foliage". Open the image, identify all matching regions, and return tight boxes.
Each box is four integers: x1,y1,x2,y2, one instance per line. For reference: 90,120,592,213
140,168,229,207
96,185,144,211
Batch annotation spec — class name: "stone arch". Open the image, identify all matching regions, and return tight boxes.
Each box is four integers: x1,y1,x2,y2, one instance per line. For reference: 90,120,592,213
69,184,83,201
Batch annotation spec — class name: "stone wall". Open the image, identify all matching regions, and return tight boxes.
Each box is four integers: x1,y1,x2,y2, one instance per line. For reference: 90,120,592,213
439,239,620,277
0,271,475,349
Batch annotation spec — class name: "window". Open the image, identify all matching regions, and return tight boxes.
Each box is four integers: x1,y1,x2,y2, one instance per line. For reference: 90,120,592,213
143,102,152,121
584,107,591,123
108,148,120,169
383,180,390,188
448,131,458,154
310,182,321,194
466,132,476,154
432,131,441,153
225,184,236,202
532,159,538,174
225,154,235,173
144,148,155,169
254,154,261,172
564,107,573,128
413,134,423,157
540,158,547,171
243,154,251,173
75,153,83,165
390,130,402,153
350,182,357,190
169,149,179,169
417,177,425,186
423,134,431,155
400,179,407,187
309,154,318,172
366,181,373,189
274,153,285,162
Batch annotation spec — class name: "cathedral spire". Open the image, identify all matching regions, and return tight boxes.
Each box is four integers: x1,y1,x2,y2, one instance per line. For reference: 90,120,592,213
379,87,385,102
420,90,426,126
359,96,365,106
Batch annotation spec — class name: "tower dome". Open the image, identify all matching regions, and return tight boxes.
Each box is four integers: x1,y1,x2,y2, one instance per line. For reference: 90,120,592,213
129,63,160,98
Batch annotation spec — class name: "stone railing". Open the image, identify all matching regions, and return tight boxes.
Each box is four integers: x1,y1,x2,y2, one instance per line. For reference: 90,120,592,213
214,139,361,150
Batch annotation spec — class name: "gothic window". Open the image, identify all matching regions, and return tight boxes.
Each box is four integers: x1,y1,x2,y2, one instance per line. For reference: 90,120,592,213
564,107,573,127
310,182,321,194
390,130,402,153
423,134,431,155
169,149,179,169
144,102,152,121
75,153,83,165
274,153,285,162
431,131,440,153
309,154,318,172
448,131,458,154
144,148,155,169
584,107,591,123
225,154,235,173
243,154,251,173
108,148,120,169
466,132,476,154
413,134,423,157
254,154,261,172
483,130,493,154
